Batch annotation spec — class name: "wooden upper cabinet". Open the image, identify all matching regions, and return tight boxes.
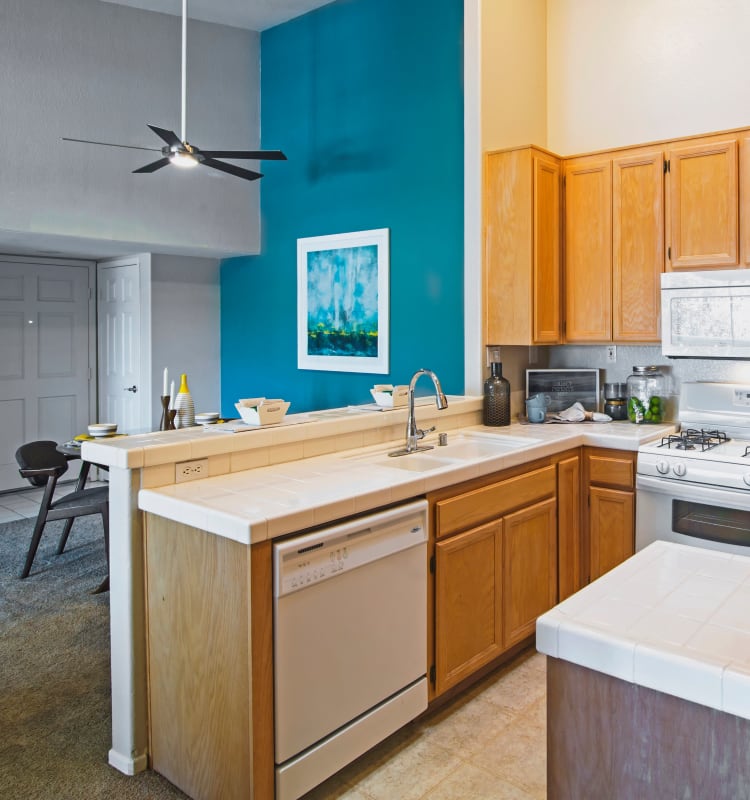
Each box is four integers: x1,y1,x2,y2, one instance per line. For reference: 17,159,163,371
612,149,664,341
563,158,612,342
484,146,561,346
666,136,739,270
533,153,562,342
741,135,750,268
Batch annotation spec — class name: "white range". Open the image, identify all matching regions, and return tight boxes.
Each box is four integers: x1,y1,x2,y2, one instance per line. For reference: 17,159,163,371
636,381,750,555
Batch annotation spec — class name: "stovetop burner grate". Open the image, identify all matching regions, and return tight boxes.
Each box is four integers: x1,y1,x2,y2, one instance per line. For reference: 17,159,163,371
659,428,731,451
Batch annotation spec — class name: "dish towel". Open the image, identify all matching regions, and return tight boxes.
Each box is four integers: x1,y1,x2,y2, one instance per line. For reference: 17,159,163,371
553,402,612,423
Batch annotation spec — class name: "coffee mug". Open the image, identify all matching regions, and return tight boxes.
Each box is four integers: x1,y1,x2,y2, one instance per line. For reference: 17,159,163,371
526,402,546,423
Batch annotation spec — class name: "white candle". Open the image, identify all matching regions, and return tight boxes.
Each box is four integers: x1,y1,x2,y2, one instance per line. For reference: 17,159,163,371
169,380,175,409
163,367,168,397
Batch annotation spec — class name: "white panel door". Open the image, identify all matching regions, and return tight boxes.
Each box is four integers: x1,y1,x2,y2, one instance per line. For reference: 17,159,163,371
97,261,148,432
0,261,92,491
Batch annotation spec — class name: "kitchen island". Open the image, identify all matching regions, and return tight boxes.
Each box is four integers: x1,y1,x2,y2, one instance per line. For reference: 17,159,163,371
83,400,673,795
537,541,750,799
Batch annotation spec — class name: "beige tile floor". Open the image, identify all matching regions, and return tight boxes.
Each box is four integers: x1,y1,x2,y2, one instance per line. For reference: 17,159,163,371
301,649,547,800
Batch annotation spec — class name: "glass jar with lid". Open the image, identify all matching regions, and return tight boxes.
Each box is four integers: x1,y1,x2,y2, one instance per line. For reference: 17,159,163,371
626,366,666,424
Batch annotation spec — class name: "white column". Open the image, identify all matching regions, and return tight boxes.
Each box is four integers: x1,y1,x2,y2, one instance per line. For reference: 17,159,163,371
107,466,149,774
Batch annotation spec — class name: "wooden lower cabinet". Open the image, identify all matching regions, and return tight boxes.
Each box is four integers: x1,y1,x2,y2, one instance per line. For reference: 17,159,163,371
589,486,634,581
435,520,503,692
583,447,636,583
144,516,275,800
431,456,577,698
557,454,582,601
502,498,557,648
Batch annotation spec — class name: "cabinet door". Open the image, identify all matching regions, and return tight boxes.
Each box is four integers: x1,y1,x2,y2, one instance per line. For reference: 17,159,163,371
666,137,738,270
533,152,561,343
564,159,612,341
612,150,664,342
557,455,582,602
589,486,634,582
741,135,750,268
485,148,533,346
435,520,503,694
502,497,557,649
485,147,561,346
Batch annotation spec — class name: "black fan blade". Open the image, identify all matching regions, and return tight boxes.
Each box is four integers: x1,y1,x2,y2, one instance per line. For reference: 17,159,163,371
133,157,171,174
200,158,263,181
198,149,287,161
147,125,183,149
62,136,160,153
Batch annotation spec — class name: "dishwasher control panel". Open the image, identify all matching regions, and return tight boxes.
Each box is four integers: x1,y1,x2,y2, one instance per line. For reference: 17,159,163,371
273,499,428,596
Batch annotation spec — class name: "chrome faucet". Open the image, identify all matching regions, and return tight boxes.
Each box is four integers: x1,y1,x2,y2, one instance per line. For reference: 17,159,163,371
389,368,448,456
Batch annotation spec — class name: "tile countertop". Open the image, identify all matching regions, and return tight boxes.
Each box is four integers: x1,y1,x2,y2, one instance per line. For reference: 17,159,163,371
136,419,674,545
81,395,484,470
536,541,750,721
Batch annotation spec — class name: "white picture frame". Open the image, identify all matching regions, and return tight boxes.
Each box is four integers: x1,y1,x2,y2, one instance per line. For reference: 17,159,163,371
297,228,389,374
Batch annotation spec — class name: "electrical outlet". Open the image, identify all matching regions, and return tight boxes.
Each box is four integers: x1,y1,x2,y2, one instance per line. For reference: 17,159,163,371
175,458,209,483
606,345,617,363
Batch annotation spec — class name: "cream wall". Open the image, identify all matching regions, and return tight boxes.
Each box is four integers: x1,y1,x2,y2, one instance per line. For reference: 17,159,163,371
481,0,547,150
547,0,750,154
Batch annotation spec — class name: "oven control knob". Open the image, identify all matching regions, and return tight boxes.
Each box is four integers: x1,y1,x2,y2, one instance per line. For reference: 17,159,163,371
656,460,670,474
673,462,687,477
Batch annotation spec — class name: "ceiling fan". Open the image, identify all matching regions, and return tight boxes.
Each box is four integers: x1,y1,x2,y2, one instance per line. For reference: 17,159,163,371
62,0,286,182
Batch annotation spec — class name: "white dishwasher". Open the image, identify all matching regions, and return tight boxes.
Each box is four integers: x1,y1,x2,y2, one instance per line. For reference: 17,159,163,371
274,499,428,800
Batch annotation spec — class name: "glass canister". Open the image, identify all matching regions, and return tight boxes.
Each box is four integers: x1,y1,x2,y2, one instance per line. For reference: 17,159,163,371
483,362,510,426
626,366,666,424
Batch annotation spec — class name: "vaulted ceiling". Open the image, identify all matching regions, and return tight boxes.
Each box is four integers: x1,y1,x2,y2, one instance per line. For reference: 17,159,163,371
98,0,335,31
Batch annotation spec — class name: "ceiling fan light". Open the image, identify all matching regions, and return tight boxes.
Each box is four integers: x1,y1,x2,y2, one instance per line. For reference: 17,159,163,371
170,151,198,168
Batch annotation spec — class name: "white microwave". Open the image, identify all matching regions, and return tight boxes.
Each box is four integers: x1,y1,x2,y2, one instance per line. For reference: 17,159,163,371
661,270,750,358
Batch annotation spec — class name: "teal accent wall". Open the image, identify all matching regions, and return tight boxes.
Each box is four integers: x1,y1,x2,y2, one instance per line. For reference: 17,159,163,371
220,0,464,414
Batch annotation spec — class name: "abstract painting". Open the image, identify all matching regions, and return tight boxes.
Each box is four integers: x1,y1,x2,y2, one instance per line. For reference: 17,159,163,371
297,228,389,373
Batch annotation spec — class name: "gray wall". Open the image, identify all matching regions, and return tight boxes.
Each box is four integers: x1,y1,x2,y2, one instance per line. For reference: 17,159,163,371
1,0,262,258
150,254,221,428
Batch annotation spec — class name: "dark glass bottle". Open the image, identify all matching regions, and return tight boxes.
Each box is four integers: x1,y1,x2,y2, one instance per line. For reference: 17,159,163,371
483,362,510,426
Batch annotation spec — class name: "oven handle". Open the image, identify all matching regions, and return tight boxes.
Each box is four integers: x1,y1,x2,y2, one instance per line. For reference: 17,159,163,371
636,473,750,509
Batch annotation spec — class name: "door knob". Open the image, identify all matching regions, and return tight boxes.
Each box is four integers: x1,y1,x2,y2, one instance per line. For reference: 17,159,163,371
124,385,138,393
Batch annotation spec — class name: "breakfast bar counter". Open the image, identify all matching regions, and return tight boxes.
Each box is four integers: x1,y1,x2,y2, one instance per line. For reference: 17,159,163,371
537,541,750,799
85,397,673,784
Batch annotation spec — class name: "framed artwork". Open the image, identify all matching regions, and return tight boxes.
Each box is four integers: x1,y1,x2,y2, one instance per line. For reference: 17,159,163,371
297,228,389,373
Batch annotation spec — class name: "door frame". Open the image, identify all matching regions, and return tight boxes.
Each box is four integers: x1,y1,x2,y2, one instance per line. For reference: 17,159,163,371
96,254,152,432
0,251,97,441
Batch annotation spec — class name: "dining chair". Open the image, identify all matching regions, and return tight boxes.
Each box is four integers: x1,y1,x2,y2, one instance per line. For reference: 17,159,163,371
14,440,109,587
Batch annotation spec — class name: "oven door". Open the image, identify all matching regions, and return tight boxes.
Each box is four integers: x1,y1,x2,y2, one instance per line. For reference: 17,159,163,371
636,474,750,555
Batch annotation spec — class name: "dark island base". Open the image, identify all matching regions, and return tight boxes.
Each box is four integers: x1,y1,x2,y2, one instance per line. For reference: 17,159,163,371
547,657,750,800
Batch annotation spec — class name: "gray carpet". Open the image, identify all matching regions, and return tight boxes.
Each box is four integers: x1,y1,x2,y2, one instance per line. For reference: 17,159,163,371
0,515,188,799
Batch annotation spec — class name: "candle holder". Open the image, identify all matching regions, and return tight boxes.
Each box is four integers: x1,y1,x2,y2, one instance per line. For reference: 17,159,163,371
159,396,176,431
